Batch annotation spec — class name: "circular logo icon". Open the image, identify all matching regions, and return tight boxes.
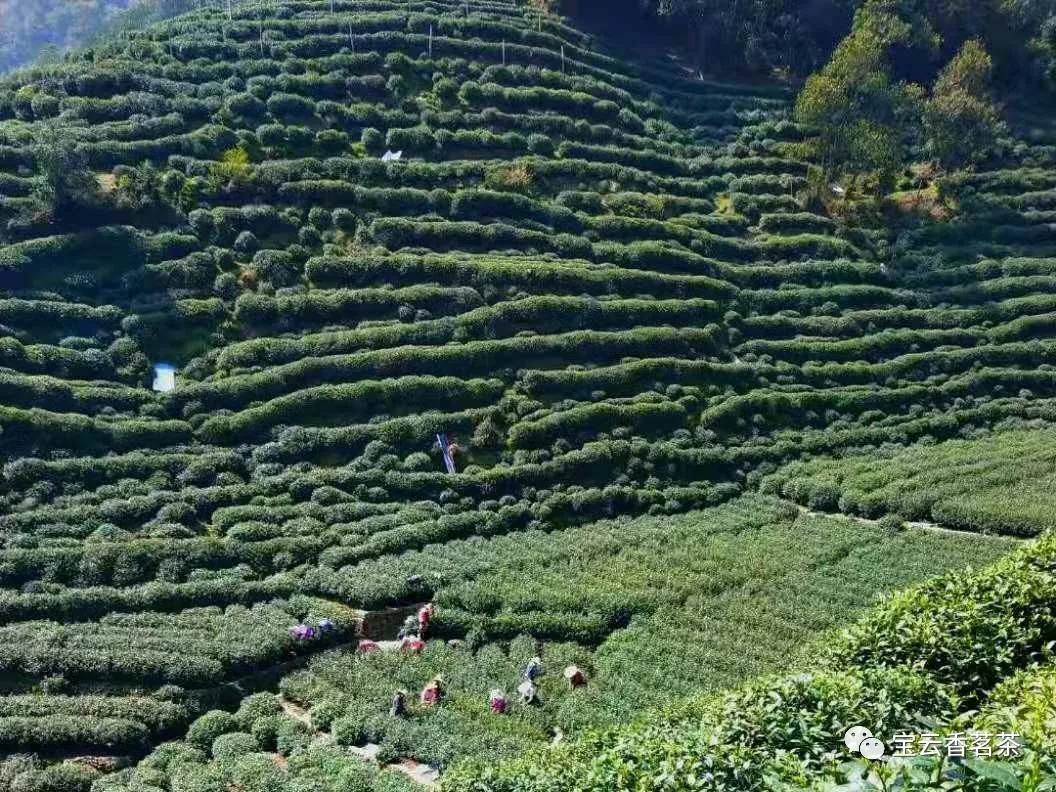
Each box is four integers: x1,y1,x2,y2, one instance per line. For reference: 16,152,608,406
859,737,886,760
844,725,872,752
844,726,886,759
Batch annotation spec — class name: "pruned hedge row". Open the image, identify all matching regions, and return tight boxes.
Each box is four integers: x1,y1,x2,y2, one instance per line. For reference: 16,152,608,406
220,295,719,370
0,716,150,753
507,399,689,448
0,405,191,457
370,217,594,259
197,376,505,443
177,327,720,412
761,428,1056,536
304,253,735,300
233,285,484,329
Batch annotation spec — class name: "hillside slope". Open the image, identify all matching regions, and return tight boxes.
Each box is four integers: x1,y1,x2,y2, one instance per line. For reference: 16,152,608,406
0,0,187,73
2,0,1056,789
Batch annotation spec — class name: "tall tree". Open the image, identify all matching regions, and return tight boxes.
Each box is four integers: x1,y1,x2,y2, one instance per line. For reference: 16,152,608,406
650,0,856,78
30,121,96,220
795,3,922,189
924,39,1003,169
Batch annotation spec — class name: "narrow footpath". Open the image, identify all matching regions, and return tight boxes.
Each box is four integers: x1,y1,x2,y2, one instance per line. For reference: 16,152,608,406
793,503,1022,539
276,603,441,788
278,695,440,787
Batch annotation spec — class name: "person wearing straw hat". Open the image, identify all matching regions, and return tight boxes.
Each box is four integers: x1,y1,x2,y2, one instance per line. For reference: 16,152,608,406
521,656,543,682
517,677,538,705
563,664,586,690
420,676,443,706
390,689,408,717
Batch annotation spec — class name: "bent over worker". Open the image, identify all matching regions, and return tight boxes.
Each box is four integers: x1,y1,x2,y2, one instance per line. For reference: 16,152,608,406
489,688,508,714
397,615,418,640
418,602,434,638
517,678,538,705
420,676,443,706
563,664,586,690
390,689,408,718
522,656,544,682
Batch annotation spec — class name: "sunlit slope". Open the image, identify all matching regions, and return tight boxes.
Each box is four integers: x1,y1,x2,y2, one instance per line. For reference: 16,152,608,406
0,0,1055,781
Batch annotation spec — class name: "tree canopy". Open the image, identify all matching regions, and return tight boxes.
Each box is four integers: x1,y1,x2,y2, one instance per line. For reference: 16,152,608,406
594,0,1056,89
794,1,1005,186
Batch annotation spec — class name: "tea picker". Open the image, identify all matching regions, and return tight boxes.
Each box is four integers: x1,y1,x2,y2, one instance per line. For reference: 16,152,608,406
436,432,459,474
489,688,508,714
289,624,316,641
420,676,443,705
517,678,538,705
390,689,408,717
563,664,586,690
417,602,435,638
397,614,419,640
401,634,424,654
522,656,544,682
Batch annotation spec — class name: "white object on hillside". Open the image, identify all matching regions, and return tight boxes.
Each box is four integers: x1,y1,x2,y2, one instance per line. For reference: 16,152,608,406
381,150,403,162
831,183,846,196
152,363,176,393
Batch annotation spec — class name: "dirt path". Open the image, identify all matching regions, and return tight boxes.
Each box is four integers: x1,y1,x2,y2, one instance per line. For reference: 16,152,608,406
274,605,441,786
278,695,439,788
793,503,1021,539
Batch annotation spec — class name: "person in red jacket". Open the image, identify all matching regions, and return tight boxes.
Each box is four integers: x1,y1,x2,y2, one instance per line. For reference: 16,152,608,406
420,677,443,706
417,602,435,638
357,638,379,654
400,635,424,654
489,689,508,714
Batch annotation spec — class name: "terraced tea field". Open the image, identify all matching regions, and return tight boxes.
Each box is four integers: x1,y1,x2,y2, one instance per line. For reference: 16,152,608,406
1,0,1055,788
84,495,1014,790
764,427,1056,536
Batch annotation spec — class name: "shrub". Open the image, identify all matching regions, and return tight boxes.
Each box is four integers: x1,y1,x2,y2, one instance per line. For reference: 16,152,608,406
211,732,259,764
185,711,239,752
233,231,260,255
9,762,99,792
266,92,316,120
361,127,384,154
275,718,311,756
527,133,554,156
332,208,356,232
235,693,281,732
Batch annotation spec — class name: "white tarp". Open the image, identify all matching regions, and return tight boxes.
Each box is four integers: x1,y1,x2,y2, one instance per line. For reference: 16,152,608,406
381,150,403,162
152,363,176,393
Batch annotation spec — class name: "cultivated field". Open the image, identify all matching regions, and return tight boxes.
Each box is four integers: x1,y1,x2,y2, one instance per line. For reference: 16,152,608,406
0,0,1055,788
